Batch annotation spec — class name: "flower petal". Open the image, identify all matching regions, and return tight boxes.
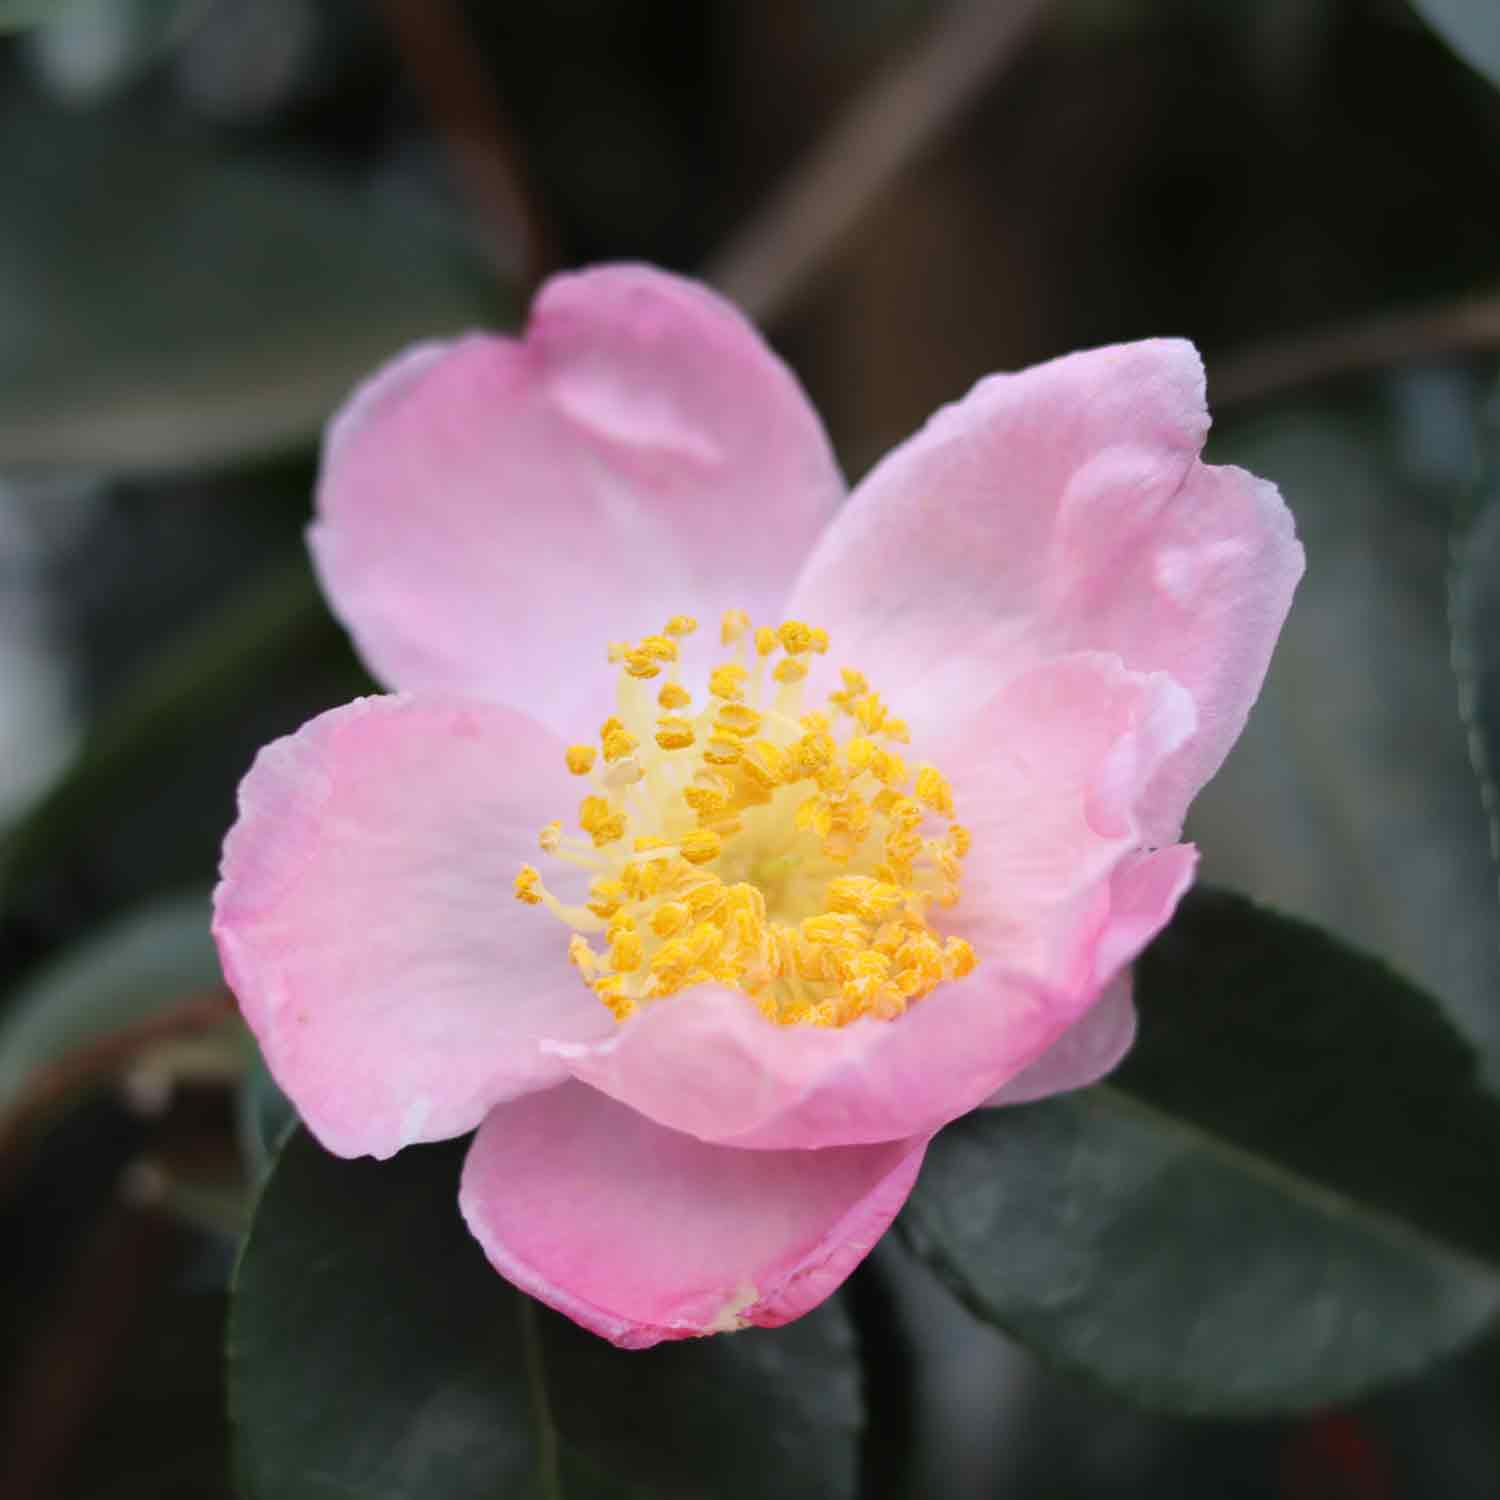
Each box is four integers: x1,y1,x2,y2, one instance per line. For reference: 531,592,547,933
310,264,845,738
937,652,1196,991
789,338,1302,840
458,1082,926,1348
213,693,614,1160
978,973,1136,1108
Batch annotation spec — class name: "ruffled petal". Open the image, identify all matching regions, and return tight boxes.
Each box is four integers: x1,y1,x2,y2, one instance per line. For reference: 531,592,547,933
789,338,1301,841
213,694,614,1160
310,264,845,738
545,658,1199,1151
458,1082,925,1348
979,973,1136,1107
937,652,1196,991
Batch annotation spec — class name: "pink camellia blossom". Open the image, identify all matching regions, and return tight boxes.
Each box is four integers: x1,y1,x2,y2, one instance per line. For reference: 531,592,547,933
213,264,1302,1348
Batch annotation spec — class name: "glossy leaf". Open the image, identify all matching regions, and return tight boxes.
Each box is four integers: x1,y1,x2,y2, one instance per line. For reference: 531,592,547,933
901,888,1500,1415
0,97,503,473
1193,395,1500,1082
0,887,221,1117
231,1130,863,1500
1409,0,1500,91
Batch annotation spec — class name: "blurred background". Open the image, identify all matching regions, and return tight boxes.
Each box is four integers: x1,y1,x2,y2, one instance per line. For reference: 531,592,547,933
3,0,1500,1495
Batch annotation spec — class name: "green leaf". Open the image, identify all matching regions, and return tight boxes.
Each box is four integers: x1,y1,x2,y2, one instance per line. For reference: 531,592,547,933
0,887,221,1118
0,96,506,473
1449,384,1500,901
231,1130,863,1499
1409,0,1500,92
901,889,1500,1415
235,1050,296,1185
1194,397,1500,1082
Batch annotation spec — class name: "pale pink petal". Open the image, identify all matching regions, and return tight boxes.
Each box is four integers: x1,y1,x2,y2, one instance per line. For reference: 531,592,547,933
547,658,1199,1151
979,973,1136,1107
547,970,1056,1152
213,694,614,1161
789,339,1302,841
458,1082,926,1349
310,264,845,738
937,652,1197,991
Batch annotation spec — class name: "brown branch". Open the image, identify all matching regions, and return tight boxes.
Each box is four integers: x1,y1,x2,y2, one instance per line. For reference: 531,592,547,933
1211,292,1500,409
704,0,1051,328
378,0,557,291
0,990,235,1178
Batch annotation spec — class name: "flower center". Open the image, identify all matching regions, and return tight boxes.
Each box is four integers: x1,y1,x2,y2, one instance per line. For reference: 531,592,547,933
514,611,977,1027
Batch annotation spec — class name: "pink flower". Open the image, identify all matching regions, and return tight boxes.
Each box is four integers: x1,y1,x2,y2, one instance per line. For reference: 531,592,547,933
213,265,1301,1348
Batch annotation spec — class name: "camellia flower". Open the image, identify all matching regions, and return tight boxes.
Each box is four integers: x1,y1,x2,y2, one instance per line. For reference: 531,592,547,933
213,265,1301,1348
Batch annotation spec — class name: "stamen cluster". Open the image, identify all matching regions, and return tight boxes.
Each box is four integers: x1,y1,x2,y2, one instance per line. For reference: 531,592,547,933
515,611,976,1027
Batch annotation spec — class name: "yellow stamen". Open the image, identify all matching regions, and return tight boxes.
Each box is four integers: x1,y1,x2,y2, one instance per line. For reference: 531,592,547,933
515,611,977,1029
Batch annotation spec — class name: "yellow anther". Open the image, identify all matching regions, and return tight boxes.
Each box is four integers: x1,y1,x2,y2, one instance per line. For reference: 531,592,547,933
773,658,809,685
623,649,662,679
639,634,679,662
948,824,972,856
600,718,638,762
708,663,749,701
679,829,723,865
658,681,692,710
538,821,562,853
720,608,751,645
514,866,544,905
809,627,830,654
565,744,597,775
655,716,696,751
851,694,888,733
846,737,877,773
684,774,733,817
568,934,597,978
712,706,762,741
579,795,627,847
585,878,624,919
609,928,644,973
703,736,744,767
777,620,815,655
754,625,778,657
664,615,699,637
606,641,629,662
883,717,910,743
651,902,690,938
915,765,955,817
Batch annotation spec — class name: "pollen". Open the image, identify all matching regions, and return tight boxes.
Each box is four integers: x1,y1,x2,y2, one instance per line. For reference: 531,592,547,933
514,612,979,1027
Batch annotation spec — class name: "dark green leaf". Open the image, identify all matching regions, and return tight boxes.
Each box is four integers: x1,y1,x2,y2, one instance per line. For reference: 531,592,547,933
0,887,220,1116
235,1050,295,1185
0,97,506,473
232,1129,863,1500
1194,396,1500,1081
1449,384,1500,905
1408,0,1500,91
901,889,1500,1415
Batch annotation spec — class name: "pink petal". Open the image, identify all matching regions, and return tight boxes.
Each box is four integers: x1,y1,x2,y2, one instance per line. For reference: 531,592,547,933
213,694,614,1160
938,652,1197,991
310,264,845,739
979,973,1136,1107
546,658,1199,1151
788,338,1302,842
458,1082,926,1348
